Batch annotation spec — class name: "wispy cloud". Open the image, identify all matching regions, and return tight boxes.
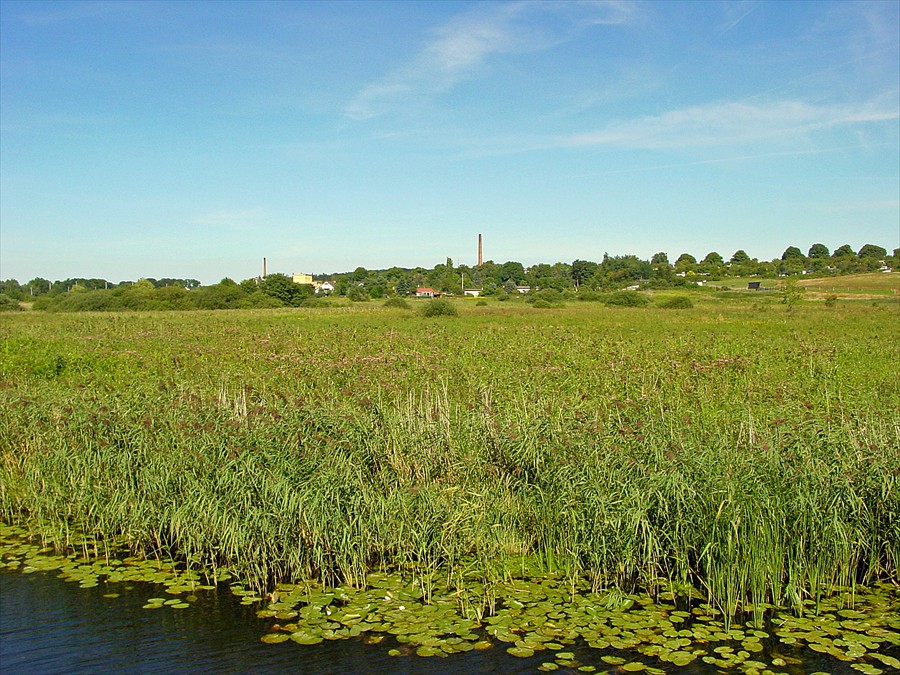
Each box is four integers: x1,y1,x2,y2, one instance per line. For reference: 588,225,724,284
562,97,900,149
720,1,758,33
581,143,898,176
345,1,634,120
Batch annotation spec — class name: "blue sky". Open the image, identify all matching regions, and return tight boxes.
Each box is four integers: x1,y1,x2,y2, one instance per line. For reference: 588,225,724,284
1,0,898,284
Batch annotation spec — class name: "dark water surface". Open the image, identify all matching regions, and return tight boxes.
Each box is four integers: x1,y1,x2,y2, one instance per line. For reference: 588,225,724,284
1,568,889,674
0,569,532,674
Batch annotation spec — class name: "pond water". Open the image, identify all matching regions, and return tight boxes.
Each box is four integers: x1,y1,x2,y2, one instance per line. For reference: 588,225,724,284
0,568,893,674
0,568,555,674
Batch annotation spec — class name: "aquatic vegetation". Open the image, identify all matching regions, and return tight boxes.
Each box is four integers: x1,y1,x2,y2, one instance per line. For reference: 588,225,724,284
3,522,898,672
0,301,897,651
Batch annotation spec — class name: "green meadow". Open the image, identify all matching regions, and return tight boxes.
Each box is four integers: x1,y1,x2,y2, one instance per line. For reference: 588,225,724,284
1,294,898,662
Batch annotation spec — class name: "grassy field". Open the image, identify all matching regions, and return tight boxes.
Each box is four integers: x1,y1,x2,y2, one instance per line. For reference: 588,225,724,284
798,271,899,296
1,296,898,622
712,271,899,298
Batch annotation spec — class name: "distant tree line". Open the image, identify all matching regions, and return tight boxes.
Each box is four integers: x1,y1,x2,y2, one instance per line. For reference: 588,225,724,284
1,242,895,311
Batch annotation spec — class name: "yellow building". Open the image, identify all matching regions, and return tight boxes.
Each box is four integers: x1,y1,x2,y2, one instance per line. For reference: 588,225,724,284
292,273,313,285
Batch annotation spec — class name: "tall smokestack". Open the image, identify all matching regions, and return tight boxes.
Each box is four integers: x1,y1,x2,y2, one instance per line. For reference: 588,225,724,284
263,257,267,278
477,233,483,267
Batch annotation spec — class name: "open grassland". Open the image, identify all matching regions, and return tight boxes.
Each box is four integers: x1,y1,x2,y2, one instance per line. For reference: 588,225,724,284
798,271,899,297
1,297,898,622
704,272,898,298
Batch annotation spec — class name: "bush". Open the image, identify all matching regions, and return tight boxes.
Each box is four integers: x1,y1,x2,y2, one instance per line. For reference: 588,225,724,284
299,297,332,308
420,298,458,317
533,289,563,304
532,299,553,309
347,285,369,302
0,293,22,311
383,297,411,309
658,296,693,309
475,300,488,306
576,290,604,302
604,291,650,307
238,291,284,309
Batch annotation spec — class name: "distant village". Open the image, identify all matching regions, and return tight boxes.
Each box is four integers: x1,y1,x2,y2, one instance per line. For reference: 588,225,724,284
1,235,895,309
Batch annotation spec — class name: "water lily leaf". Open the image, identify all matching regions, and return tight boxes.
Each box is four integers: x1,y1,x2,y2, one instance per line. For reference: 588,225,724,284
290,630,323,645
871,654,900,669
261,633,290,644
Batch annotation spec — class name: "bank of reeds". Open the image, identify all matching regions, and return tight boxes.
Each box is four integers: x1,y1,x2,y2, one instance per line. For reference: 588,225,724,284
1,302,897,621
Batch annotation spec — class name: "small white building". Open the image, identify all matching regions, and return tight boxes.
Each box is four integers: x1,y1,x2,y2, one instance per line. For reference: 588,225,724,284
463,289,482,297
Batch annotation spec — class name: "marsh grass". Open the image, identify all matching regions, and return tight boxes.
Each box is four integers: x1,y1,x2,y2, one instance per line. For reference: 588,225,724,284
0,301,897,624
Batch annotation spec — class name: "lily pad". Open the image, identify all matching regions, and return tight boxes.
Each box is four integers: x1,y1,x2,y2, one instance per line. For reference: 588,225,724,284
260,633,290,644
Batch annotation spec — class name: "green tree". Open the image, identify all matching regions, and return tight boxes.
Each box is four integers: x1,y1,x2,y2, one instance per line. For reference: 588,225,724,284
651,252,669,265
730,250,750,264
832,244,856,258
239,278,259,293
781,246,805,261
572,259,598,287
0,280,24,300
674,253,697,274
26,278,52,296
858,243,887,260
260,273,311,306
395,276,414,296
499,261,525,284
347,284,369,302
807,243,830,259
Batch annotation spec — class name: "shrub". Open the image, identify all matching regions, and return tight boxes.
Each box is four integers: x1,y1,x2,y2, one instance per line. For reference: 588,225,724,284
299,297,332,308
420,298,458,317
475,300,488,307
239,291,284,309
576,290,604,302
533,289,563,304
532,299,553,309
383,297,411,309
824,294,838,308
0,294,22,311
346,285,369,302
604,291,649,307
658,296,693,309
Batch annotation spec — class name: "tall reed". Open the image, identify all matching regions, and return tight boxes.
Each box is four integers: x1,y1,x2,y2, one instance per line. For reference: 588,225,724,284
1,300,897,619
